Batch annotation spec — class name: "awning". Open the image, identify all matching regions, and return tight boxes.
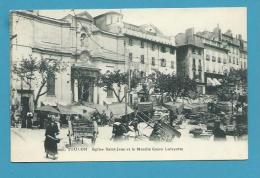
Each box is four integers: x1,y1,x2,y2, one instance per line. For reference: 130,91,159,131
207,77,215,86
108,103,134,118
57,104,80,115
69,105,97,115
213,78,221,86
164,102,184,113
35,105,60,114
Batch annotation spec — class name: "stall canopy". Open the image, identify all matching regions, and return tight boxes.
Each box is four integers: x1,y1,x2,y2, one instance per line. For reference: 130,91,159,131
183,103,208,113
35,105,60,114
57,104,80,115
213,78,221,86
108,103,134,118
69,104,97,115
153,105,168,112
83,103,110,116
207,78,215,86
164,102,184,114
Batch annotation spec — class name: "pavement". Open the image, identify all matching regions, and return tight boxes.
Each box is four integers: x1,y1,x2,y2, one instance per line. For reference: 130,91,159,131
11,120,247,162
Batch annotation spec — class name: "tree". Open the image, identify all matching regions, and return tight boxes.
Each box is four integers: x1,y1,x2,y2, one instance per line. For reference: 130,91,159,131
152,71,198,102
96,70,141,103
13,55,65,108
217,69,247,101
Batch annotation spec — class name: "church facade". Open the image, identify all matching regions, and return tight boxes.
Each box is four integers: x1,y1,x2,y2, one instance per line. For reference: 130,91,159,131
10,10,177,112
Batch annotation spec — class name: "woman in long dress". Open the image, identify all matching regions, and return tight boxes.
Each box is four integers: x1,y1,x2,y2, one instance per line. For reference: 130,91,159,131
44,117,60,159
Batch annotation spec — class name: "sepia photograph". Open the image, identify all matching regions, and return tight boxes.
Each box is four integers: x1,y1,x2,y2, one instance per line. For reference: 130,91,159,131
10,8,248,162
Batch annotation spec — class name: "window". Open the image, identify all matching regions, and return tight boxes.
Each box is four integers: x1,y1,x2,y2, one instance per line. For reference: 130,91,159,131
151,43,155,51
237,58,239,65
218,57,221,63
160,46,166,53
171,61,175,69
128,38,133,46
212,56,216,62
151,57,155,66
47,73,55,95
192,58,196,70
107,89,113,98
140,55,145,64
233,57,235,64
192,48,196,54
198,50,202,55
160,59,166,67
199,71,202,81
193,71,196,79
170,48,175,54
140,71,146,77
229,56,231,63
198,59,202,71
223,58,227,64
206,54,210,61
141,41,144,48
129,53,133,62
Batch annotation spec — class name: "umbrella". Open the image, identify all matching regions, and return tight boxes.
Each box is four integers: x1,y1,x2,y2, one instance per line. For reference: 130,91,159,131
35,105,60,114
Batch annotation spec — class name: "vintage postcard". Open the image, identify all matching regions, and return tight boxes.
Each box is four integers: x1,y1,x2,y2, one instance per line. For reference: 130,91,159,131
10,8,248,162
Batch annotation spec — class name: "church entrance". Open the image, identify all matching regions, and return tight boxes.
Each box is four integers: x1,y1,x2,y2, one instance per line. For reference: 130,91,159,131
77,78,94,103
71,65,100,104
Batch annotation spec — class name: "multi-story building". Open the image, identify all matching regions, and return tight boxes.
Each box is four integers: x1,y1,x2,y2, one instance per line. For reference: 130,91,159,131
175,26,247,94
10,10,176,113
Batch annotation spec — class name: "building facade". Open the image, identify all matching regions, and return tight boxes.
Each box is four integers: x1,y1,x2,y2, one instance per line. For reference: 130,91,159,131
175,26,247,94
10,10,176,113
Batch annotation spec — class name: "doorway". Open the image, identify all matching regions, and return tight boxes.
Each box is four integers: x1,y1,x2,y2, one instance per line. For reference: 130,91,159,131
21,96,29,128
78,79,94,103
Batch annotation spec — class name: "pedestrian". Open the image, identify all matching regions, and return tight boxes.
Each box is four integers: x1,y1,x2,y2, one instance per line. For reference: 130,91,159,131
26,112,33,128
213,120,226,141
92,118,98,144
129,117,139,137
169,110,174,126
112,122,128,141
149,120,162,141
44,116,60,160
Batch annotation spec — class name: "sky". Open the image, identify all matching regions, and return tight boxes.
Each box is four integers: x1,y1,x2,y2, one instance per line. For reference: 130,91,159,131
39,8,247,40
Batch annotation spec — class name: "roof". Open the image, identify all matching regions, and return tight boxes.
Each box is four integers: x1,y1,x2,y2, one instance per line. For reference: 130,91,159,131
94,11,122,19
124,22,174,46
76,11,94,22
